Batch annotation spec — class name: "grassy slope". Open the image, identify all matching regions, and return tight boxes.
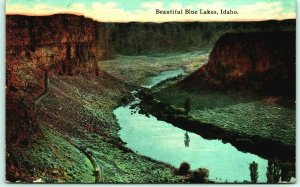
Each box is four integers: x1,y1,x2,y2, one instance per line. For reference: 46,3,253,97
99,51,208,85
29,73,181,183
153,86,296,146
8,125,94,183
11,51,209,183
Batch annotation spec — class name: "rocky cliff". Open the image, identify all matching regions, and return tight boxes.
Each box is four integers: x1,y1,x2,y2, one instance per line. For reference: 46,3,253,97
6,14,107,146
6,14,104,95
181,31,295,96
106,20,295,55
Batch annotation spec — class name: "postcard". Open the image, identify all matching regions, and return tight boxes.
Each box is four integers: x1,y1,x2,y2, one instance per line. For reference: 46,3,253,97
6,0,296,184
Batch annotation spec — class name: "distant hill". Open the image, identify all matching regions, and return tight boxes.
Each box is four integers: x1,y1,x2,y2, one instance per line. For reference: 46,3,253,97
180,31,295,97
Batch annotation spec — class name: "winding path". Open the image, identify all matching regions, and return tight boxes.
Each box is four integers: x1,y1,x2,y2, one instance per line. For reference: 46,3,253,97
35,72,103,183
47,128,103,183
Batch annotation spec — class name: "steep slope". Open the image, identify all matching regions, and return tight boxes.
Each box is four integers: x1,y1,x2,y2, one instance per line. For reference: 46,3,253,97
181,31,295,97
6,14,108,146
106,20,295,55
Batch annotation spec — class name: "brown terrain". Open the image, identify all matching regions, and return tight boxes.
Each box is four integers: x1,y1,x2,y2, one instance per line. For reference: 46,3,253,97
181,31,295,97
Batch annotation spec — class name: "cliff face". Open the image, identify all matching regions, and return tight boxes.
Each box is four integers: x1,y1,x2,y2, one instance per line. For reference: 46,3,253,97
182,31,295,96
106,20,295,55
6,14,104,95
6,14,108,146
6,14,295,146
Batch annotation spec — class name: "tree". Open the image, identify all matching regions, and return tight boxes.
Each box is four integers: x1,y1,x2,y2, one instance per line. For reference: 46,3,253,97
280,163,293,182
249,161,258,183
184,98,191,115
266,159,281,183
192,168,209,183
178,162,190,175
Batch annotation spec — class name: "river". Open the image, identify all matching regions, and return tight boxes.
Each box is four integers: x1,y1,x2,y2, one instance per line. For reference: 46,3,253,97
114,69,268,183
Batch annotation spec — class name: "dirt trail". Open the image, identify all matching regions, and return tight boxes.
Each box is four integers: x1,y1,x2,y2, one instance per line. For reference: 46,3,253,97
44,126,103,183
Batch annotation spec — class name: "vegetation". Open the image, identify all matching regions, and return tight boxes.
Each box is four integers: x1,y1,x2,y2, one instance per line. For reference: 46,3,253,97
266,160,281,183
280,163,294,182
6,125,95,183
249,161,258,183
184,98,191,115
178,162,191,175
11,49,295,183
191,168,209,183
9,75,183,183
174,162,210,183
99,51,208,86
154,87,295,146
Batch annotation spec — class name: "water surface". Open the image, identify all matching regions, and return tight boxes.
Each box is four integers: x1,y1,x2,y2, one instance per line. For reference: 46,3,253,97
114,104,268,182
141,69,184,88
114,69,268,182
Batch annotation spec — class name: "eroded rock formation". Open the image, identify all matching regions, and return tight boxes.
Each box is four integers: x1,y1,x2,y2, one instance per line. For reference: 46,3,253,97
6,14,107,146
182,31,295,96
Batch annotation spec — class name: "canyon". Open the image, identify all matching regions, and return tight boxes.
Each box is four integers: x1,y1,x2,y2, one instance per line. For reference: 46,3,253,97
6,14,296,183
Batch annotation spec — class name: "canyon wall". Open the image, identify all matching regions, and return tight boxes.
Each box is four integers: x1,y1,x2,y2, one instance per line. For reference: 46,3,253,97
7,15,296,101
106,20,295,55
7,14,105,98
6,14,107,146
182,31,295,96
6,14,295,146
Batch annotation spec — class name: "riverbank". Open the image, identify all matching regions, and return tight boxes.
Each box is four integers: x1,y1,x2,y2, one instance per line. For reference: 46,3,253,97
114,91,269,182
8,51,209,183
99,51,209,86
138,89,295,163
7,73,184,183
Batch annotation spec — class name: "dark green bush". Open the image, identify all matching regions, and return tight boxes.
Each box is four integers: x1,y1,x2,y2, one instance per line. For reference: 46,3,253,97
178,162,190,175
191,168,209,183
249,161,258,183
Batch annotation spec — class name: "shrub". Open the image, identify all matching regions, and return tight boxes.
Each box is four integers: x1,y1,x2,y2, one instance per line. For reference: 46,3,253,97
191,168,209,183
178,162,190,175
280,163,293,182
249,161,258,183
266,159,281,183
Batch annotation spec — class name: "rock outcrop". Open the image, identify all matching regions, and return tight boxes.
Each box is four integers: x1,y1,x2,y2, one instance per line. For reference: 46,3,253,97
6,14,105,96
182,31,295,96
6,14,107,146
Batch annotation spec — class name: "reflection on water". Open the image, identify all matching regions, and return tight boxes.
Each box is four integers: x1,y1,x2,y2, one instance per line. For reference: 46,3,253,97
115,69,268,183
114,104,268,183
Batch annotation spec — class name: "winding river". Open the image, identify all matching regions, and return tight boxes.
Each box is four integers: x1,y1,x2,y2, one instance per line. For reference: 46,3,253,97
114,69,268,183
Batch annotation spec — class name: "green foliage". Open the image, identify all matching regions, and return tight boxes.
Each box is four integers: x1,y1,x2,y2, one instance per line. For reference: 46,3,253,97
280,163,293,182
178,162,190,175
249,161,258,183
155,87,295,146
266,159,281,183
184,98,191,115
191,168,209,183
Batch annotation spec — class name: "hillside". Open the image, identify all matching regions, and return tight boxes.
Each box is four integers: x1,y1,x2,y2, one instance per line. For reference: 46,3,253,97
180,31,295,97
154,31,296,153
